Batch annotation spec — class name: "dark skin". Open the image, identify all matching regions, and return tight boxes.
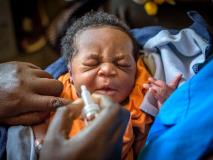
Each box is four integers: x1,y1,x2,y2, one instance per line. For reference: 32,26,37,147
40,94,129,160
0,61,128,159
0,61,70,125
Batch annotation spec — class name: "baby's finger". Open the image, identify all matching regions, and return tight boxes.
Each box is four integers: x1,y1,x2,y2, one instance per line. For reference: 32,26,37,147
143,83,151,89
148,77,165,87
150,85,161,93
149,86,164,100
148,77,156,83
170,74,182,89
153,80,166,87
149,88,160,100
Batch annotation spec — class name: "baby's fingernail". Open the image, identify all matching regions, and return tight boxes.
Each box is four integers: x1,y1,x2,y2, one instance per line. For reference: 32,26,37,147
143,84,149,88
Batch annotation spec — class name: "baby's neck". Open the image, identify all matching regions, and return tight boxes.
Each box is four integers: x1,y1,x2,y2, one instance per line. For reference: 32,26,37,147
120,97,129,107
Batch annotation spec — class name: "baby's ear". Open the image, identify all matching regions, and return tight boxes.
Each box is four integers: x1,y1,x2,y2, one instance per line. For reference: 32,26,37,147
67,62,72,74
67,63,74,84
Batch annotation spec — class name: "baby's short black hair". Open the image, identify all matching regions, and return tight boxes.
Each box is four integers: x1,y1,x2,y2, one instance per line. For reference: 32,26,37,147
61,11,139,63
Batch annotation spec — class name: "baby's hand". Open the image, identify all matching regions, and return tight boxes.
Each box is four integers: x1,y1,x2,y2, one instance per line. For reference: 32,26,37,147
143,74,182,108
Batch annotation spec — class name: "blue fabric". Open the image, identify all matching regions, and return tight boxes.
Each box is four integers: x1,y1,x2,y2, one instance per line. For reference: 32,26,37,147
45,56,68,79
0,127,7,158
136,11,213,160
139,58,213,159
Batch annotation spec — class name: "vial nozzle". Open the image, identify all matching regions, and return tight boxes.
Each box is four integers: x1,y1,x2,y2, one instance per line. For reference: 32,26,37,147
81,85,94,105
81,85,100,124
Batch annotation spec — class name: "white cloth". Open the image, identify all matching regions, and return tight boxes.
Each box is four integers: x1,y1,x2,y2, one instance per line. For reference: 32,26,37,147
141,28,208,116
144,28,208,84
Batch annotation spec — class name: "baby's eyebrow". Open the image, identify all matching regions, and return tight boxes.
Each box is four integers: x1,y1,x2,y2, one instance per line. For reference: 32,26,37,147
114,54,128,60
85,53,101,60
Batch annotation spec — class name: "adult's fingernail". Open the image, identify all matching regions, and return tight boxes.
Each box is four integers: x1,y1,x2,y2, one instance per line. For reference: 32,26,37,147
52,98,64,108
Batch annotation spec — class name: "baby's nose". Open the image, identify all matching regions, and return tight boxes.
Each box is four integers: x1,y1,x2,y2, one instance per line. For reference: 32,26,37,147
98,63,117,77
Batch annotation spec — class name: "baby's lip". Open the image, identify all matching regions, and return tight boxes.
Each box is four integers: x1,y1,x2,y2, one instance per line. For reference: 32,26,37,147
96,85,117,91
95,87,117,96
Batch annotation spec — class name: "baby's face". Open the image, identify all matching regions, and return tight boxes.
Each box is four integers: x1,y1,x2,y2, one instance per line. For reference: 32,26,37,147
69,26,136,103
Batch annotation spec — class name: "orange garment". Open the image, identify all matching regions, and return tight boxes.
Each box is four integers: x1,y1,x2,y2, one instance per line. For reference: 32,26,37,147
58,57,153,160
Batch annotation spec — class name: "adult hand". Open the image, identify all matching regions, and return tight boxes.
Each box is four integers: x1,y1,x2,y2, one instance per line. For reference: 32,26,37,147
40,94,129,160
0,61,70,125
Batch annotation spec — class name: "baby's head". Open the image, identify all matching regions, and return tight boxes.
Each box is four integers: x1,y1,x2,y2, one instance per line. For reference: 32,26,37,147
61,11,139,103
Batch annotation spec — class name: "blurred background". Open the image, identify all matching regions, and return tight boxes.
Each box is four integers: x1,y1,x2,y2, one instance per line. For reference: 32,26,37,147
0,0,212,69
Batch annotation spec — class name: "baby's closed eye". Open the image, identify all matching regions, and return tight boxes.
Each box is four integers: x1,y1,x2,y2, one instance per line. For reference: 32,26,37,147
83,59,99,67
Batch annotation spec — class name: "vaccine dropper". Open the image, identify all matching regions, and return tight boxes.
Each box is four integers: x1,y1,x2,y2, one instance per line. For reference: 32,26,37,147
81,85,100,124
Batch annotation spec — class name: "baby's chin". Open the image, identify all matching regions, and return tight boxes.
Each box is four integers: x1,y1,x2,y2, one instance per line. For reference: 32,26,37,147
109,96,123,104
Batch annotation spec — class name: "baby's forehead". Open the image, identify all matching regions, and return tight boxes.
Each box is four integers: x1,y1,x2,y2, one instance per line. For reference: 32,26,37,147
75,25,132,40
74,26,133,48
70,25,137,59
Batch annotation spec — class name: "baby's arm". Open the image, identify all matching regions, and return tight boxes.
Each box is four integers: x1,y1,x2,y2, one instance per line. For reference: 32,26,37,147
143,74,182,108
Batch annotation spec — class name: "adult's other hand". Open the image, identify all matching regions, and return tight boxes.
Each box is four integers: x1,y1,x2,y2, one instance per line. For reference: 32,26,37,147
40,94,129,160
0,61,70,125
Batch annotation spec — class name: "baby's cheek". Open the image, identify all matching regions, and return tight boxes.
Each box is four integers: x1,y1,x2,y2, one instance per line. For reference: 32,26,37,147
119,77,135,99
80,73,98,91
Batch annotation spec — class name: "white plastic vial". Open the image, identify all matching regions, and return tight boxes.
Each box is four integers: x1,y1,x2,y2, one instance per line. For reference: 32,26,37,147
81,85,100,125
